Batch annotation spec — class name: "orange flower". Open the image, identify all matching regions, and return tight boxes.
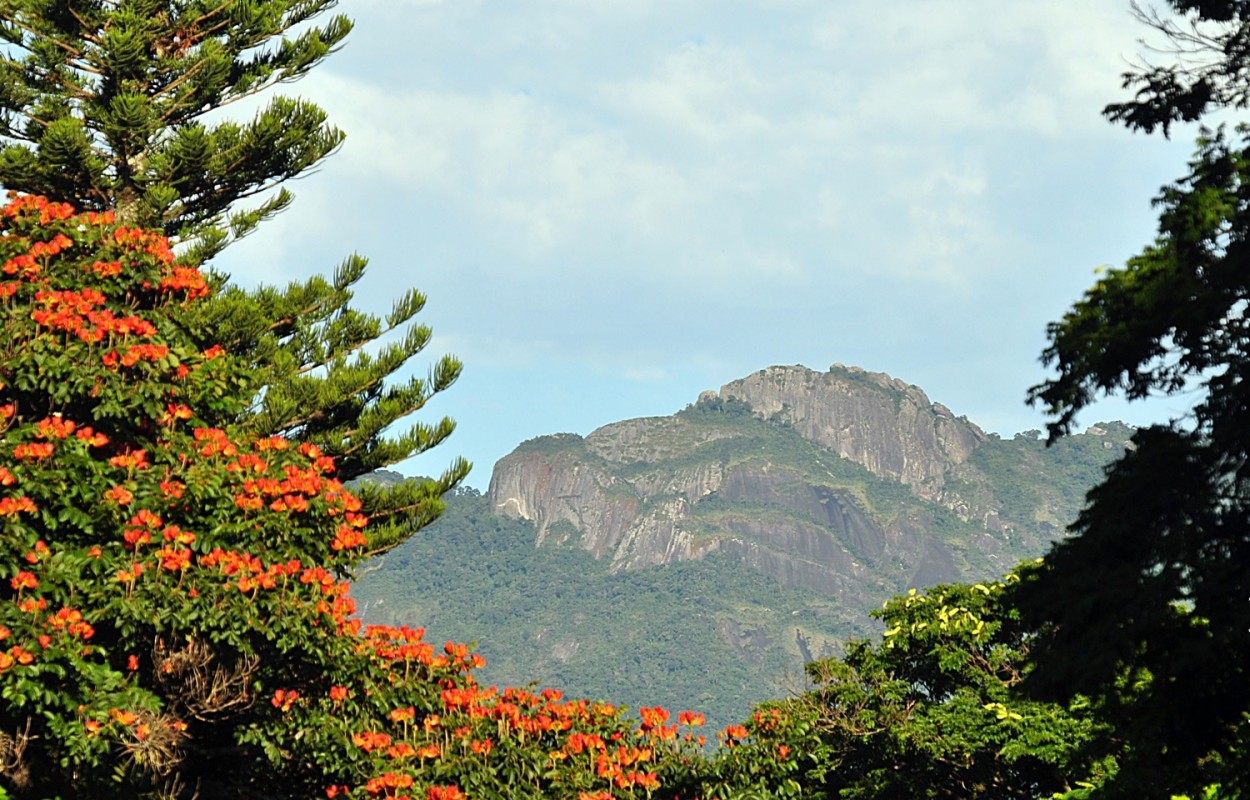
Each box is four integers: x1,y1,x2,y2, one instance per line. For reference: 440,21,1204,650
10,571,37,591
639,706,669,730
271,689,299,713
108,449,149,469
105,485,134,505
329,686,349,703
415,743,440,759
388,706,415,723
427,787,464,800
351,731,392,752
722,724,748,742
0,496,37,516
35,416,76,439
13,442,55,460
75,426,109,447
110,709,137,726
385,743,416,760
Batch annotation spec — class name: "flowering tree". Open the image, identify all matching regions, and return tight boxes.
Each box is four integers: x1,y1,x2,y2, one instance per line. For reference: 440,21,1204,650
0,1,471,549
0,195,706,799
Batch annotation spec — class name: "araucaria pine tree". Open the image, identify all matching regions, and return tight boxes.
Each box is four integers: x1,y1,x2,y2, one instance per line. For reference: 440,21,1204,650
0,0,469,548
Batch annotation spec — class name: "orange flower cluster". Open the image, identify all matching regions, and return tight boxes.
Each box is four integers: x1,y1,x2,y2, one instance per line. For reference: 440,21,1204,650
358,625,436,668
2,230,74,279
0,645,35,670
90,259,122,278
0,496,36,517
104,485,134,505
193,427,238,457
35,416,77,439
29,287,160,346
45,607,94,640
111,225,175,266
272,689,300,712
108,449,149,470
362,771,415,798
720,724,749,744
12,442,54,460
103,342,170,369
352,731,393,753
595,745,659,790
1,194,75,224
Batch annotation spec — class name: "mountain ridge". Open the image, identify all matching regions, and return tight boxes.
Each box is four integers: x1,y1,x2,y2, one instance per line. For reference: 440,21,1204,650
355,362,1131,730
486,363,1130,600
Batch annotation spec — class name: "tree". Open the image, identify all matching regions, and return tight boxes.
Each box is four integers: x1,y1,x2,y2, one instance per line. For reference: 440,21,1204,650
1016,127,1250,800
671,579,1109,800
0,0,469,549
1011,5,1250,795
1106,1,1250,134
0,195,701,800
0,0,344,258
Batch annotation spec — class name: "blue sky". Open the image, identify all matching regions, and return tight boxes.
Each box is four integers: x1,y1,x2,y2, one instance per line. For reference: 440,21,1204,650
216,0,1205,488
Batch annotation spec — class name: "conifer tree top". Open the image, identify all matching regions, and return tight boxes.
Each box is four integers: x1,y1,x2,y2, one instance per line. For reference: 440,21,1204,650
0,0,351,261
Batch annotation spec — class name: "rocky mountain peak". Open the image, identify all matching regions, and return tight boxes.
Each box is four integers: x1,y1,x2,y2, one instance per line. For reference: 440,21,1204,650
486,363,1129,605
718,364,987,498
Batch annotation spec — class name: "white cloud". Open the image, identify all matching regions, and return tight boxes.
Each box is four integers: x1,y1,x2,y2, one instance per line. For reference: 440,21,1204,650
216,0,1203,478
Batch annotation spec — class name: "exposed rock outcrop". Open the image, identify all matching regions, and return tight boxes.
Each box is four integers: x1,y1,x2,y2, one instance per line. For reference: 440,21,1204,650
486,363,1129,606
720,364,987,498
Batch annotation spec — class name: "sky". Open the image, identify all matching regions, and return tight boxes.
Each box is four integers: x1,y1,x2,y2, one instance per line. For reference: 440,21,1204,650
215,0,1207,489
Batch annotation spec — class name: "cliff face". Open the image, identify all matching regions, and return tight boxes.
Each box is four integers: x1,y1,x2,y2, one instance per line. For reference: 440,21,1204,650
719,364,987,497
486,364,1130,604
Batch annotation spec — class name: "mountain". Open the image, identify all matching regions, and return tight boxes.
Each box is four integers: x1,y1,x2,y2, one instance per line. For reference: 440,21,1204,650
352,364,1132,730
487,364,1130,601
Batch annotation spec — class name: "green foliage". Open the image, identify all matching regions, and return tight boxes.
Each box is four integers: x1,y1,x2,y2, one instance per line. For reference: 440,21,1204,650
954,423,1130,532
692,393,756,417
0,196,710,800
1102,1,1250,135
671,577,1111,800
0,0,471,546
0,0,348,260
1014,16,1250,794
352,487,869,737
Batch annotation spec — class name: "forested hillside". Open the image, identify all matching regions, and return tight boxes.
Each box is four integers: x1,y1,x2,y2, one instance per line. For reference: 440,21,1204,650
353,382,1132,732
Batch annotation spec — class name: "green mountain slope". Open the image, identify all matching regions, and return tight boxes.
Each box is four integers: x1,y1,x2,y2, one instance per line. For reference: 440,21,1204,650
352,364,1132,731
351,486,868,733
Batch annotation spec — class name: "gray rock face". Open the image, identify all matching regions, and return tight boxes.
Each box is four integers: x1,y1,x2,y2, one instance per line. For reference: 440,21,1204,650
486,364,1128,603
720,365,987,498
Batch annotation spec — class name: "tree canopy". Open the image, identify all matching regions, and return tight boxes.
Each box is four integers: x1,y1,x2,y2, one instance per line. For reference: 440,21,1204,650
0,0,471,547
1013,4,1250,797
0,194,718,800
0,0,348,259
1106,1,1250,134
